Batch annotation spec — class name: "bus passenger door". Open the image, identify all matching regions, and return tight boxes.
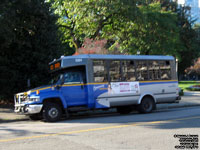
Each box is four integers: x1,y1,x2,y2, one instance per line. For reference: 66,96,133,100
60,71,88,107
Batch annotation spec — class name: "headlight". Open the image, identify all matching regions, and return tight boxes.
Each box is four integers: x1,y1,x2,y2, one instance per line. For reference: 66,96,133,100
27,91,31,95
29,97,40,102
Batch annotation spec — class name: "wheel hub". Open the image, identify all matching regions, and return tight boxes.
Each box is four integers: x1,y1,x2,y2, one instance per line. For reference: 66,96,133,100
48,108,58,118
144,103,150,109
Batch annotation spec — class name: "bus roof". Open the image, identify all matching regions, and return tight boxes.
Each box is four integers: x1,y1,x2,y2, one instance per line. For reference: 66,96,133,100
61,54,174,61
49,54,175,71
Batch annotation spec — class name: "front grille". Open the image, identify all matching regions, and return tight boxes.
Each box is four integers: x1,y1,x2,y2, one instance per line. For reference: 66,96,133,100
15,93,29,104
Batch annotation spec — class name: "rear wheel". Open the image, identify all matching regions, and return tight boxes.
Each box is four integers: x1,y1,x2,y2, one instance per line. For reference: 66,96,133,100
117,106,133,114
42,102,62,122
137,97,154,113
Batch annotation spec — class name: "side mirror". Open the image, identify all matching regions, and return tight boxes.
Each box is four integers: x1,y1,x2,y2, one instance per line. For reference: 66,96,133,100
60,76,65,85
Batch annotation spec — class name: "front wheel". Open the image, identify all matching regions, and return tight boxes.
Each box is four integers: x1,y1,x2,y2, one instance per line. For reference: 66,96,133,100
42,102,62,122
137,97,154,113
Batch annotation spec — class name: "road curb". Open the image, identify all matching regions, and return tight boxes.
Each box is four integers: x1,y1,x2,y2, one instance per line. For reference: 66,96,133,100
157,103,200,110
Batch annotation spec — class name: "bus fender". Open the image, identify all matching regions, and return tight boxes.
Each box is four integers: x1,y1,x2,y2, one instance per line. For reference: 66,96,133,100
41,95,68,109
138,93,157,105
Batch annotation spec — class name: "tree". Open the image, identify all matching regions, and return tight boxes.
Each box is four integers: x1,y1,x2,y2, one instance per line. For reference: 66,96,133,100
0,0,65,100
185,58,200,79
118,2,180,55
52,0,184,56
147,0,200,75
176,6,200,75
76,38,108,55
184,24,200,78
51,0,141,51
194,23,200,45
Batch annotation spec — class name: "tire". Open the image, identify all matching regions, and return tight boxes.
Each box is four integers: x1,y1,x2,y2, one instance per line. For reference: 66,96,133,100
42,102,62,122
137,97,154,113
117,106,133,114
28,114,42,121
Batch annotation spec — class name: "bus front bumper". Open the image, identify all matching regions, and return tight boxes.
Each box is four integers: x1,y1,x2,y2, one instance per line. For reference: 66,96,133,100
14,104,43,114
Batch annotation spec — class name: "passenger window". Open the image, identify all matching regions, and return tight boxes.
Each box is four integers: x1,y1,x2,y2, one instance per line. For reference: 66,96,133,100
160,61,171,80
148,61,160,80
136,61,148,81
109,60,121,82
64,72,82,84
121,60,136,81
93,60,108,82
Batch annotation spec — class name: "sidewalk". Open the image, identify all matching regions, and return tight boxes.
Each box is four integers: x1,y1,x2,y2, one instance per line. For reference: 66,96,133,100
157,91,200,109
0,91,200,123
0,108,29,123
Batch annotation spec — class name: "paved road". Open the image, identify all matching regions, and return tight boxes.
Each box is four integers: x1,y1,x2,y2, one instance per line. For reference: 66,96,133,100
1,91,200,123
0,106,199,150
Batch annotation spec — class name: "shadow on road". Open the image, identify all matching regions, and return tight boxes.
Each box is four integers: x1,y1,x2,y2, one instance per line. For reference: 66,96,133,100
0,107,199,138
143,117,200,129
0,126,28,137
53,106,200,130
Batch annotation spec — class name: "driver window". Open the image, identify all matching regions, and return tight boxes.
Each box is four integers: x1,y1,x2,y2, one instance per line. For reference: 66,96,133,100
64,72,82,84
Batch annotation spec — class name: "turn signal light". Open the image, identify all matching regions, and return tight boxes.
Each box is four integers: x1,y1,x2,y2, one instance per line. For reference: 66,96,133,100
36,90,40,95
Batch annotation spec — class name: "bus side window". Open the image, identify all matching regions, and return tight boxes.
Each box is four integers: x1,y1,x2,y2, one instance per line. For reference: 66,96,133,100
148,61,160,80
136,60,148,81
121,60,136,81
93,60,108,82
109,60,121,82
160,61,171,80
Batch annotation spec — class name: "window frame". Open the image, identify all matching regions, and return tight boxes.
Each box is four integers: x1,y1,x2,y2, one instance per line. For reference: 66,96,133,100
63,71,84,85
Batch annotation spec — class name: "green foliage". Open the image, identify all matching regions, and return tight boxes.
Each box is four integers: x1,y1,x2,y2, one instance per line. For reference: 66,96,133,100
1,0,200,100
194,23,200,42
119,3,180,55
176,6,200,75
0,0,66,99
51,0,141,50
51,0,183,57
179,81,200,91
186,87,200,91
52,0,200,75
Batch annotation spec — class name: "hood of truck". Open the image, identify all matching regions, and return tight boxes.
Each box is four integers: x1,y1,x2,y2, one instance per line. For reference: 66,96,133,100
26,85,54,96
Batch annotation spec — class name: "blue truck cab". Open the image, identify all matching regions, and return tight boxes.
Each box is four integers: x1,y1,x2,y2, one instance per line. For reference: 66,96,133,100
15,55,109,122
14,54,180,122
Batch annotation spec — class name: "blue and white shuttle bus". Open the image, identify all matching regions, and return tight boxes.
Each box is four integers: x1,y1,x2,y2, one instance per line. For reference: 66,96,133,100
14,54,181,122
